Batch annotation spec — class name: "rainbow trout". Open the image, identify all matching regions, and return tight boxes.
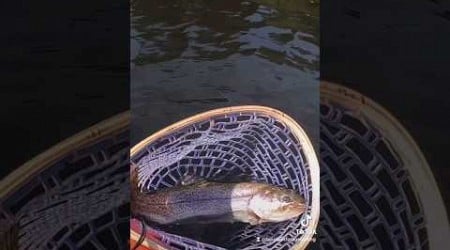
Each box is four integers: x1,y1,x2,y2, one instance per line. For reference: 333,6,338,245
131,165,306,225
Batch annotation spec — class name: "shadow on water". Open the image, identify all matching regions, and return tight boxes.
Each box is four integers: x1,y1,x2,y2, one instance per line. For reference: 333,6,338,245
131,0,320,147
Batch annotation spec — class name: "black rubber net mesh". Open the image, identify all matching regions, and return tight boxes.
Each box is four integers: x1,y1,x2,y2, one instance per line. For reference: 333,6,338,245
0,130,129,250
318,103,428,250
131,111,315,250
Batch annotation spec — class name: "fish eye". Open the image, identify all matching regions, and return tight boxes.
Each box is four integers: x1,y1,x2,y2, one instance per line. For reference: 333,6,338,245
281,195,292,203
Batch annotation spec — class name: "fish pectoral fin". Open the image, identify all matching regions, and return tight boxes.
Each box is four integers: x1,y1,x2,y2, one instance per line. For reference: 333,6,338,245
180,174,208,186
247,211,262,226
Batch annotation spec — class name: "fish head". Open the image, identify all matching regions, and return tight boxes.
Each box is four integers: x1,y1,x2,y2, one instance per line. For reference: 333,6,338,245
249,185,306,223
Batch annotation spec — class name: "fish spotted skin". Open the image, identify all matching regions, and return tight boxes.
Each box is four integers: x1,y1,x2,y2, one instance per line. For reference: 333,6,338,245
131,165,306,225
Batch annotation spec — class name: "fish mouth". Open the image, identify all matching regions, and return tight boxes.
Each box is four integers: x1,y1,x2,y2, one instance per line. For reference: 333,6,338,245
289,202,307,216
271,203,306,222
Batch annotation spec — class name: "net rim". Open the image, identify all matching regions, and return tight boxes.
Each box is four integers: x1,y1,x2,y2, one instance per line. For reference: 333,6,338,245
0,111,130,199
130,105,320,250
321,81,450,248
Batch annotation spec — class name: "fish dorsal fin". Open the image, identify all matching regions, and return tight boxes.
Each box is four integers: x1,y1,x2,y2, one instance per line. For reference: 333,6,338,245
180,174,209,187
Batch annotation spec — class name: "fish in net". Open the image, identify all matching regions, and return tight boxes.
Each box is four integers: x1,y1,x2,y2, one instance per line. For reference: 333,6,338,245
131,106,320,250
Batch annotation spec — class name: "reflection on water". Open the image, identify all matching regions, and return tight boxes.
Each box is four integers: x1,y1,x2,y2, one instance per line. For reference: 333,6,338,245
131,0,319,146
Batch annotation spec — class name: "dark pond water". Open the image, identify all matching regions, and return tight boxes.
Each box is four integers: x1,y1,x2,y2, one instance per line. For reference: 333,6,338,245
131,0,319,147
130,1,318,248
